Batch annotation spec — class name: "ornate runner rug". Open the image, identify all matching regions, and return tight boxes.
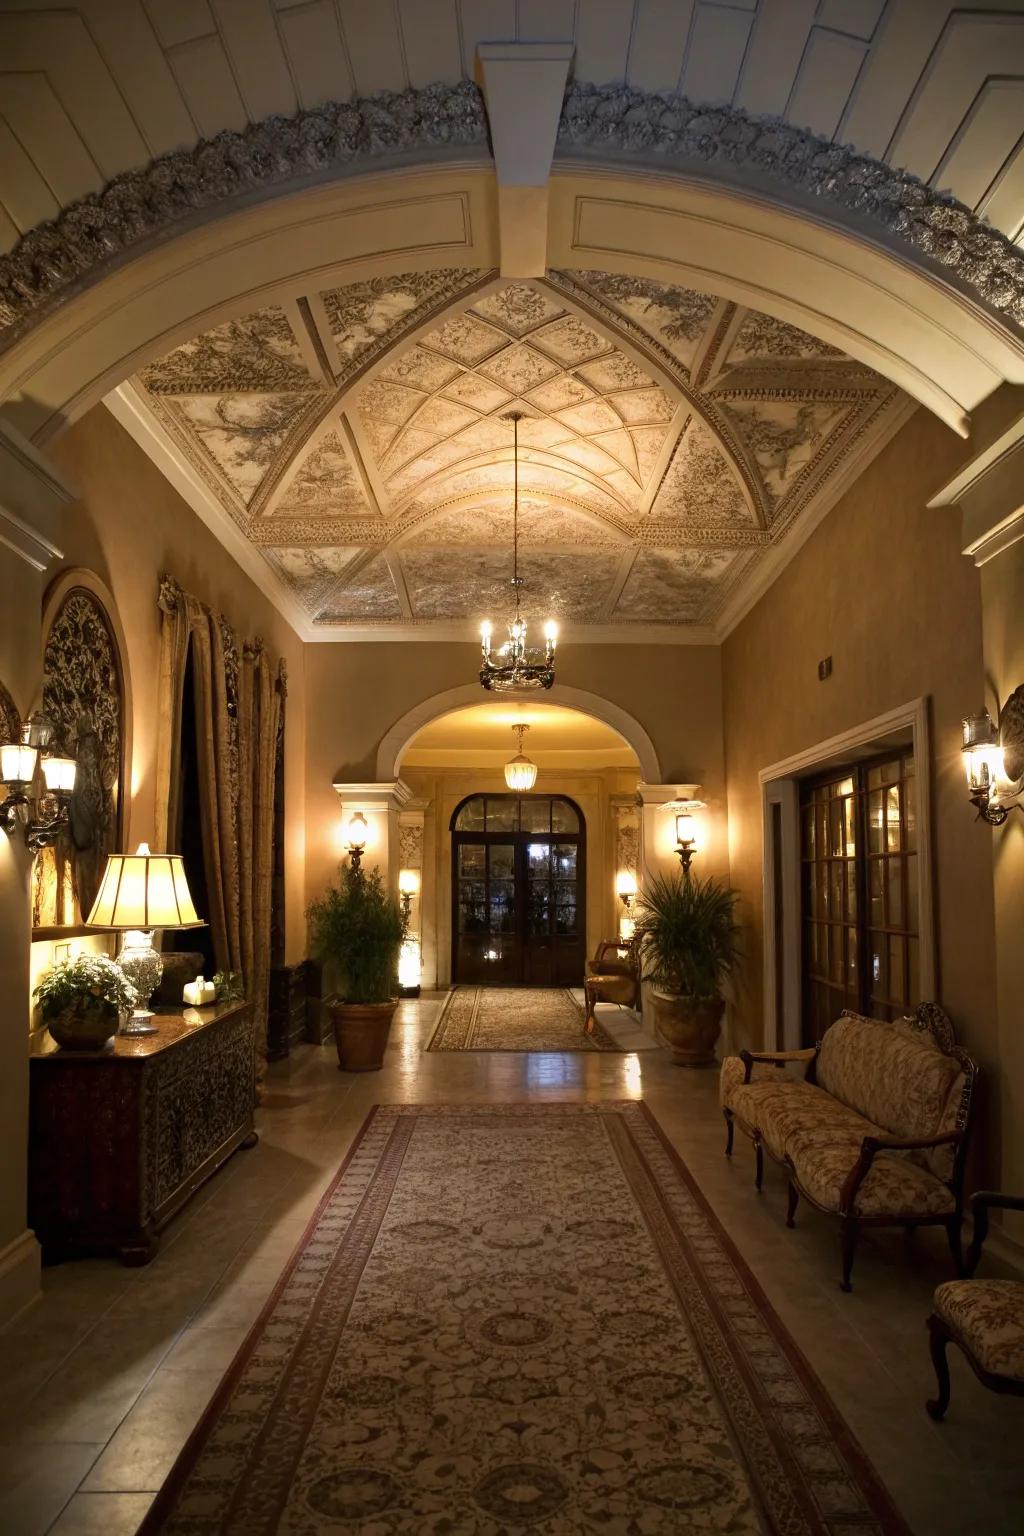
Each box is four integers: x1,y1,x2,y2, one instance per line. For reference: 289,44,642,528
143,1104,906,1536
426,985,622,1052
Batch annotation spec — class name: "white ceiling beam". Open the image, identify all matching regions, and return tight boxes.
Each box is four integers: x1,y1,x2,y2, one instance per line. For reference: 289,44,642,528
477,41,573,278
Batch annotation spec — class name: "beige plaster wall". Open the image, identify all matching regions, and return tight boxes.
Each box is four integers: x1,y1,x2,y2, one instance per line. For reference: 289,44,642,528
981,537,1024,1226
303,641,728,915
722,406,1002,1179
47,405,308,963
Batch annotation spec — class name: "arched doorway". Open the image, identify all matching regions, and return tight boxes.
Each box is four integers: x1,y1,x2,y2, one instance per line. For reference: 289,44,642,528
451,793,586,987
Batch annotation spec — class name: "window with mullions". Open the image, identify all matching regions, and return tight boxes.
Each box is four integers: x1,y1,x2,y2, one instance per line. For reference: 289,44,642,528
452,796,580,834
800,750,918,1042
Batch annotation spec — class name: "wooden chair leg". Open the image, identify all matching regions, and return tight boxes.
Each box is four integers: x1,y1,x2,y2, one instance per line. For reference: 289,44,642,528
786,1181,799,1228
839,1218,859,1292
723,1110,734,1157
926,1314,952,1421
754,1141,764,1192
945,1215,964,1276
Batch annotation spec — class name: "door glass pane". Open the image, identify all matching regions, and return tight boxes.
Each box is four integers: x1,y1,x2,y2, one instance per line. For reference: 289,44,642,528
867,791,884,854
904,775,916,851
485,798,516,832
553,844,577,878
829,800,843,857
886,787,901,851
490,881,515,933
906,857,919,930
456,798,485,832
869,860,883,925
527,884,550,936
550,799,579,833
458,883,486,932
520,798,551,833
459,844,485,877
870,936,887,999
845,862,857,922
554,887,577,934
889,935,906,1006
887,858,903,927
526,842,550,876
489,844,515,880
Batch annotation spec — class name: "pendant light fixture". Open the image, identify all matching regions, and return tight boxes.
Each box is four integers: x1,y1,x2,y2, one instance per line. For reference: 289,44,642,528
504,723,538,791
479,412,557,692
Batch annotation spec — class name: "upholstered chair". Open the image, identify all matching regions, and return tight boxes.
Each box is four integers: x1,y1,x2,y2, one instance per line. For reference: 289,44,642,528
926,1190,1024,1419
583,941,639,1033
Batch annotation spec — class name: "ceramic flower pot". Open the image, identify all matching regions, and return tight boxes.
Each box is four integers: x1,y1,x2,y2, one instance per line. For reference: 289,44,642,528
329,999,398,1072
46,999,120,1052
650,991,725,1067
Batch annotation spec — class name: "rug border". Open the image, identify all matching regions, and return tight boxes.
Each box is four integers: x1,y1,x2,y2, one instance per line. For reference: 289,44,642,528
139,1099,910,1536
137,1103,384,1535
424,985,636,1054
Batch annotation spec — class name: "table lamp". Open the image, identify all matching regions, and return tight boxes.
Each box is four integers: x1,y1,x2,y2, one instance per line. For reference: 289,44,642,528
86,843,205,1035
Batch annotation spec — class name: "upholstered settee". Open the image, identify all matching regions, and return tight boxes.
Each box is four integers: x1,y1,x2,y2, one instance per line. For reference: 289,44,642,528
720,1005,976,1291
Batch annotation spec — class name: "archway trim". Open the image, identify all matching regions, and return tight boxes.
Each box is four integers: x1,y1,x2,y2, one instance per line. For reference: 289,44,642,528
375,682,662,784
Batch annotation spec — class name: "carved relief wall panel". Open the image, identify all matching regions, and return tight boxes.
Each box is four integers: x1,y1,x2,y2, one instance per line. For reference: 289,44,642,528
34,587,124,928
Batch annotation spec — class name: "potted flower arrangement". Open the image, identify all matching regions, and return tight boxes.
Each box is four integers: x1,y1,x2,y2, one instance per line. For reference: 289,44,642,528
632,871,741,1066
34,953,138,1051
307,864,405,1072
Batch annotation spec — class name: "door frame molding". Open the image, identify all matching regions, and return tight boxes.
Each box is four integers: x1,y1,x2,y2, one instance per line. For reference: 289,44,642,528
758,697,936,1049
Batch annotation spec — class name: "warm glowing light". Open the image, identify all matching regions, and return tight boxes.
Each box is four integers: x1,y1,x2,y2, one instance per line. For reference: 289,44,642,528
398,868,420,896
619,914,636,942
675,812,698,848
615,869,637,899
1,742,37,785
86,843,203,930
544,621,558,645
398,938,422,989
504,722,538,791
41,755,76,794
346,811,368,849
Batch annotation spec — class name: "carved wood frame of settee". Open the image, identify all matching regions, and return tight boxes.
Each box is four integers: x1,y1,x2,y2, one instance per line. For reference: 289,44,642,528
722,1003,977,1292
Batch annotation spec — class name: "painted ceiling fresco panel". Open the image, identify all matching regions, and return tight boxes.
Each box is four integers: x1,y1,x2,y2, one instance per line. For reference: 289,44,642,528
379,346,462,392
576,352,656,393
168,392,319,505
526,375,595,413
649,418,754,526
614,548,742,623
273,430,371,517
317,553,401,620
476,343,561,393
719,400,849,504
266,544,361,597
318,269,480,374
727,310,842,363
402,548,621,621
608,388,676,425
402,500,620,549
564,270,718,374
531,315,611,365
141,306,316,395
418,311,508,365
470,283,566,335
441,373,513,412
555,398,625,435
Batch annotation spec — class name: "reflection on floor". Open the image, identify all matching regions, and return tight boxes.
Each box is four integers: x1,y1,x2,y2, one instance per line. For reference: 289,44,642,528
1,993,1022,1535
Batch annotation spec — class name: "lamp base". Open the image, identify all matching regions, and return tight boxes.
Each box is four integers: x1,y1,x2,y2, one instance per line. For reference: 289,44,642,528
120,1009,159,1037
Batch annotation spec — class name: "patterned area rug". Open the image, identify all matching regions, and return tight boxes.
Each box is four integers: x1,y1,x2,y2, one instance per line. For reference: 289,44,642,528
426,986,621,1052
143,1104,907,1535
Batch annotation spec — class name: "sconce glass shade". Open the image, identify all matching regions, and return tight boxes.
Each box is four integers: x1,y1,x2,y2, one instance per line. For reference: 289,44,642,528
1,741,37,786
961,713,1004,790
346,811,368,849
85,842,204,930
675,812,698,847
41,755,76,794
615,869,637,899
398,937,422,990
398,868,420,896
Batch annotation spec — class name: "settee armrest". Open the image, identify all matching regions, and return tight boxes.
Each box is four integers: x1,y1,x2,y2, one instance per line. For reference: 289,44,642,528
839,1129,963,1214
739,1047,817,1084
965,1190,1024,1276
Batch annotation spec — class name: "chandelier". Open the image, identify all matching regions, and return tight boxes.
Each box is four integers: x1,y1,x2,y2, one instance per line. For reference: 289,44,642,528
504,724,538,791
479,412,557,692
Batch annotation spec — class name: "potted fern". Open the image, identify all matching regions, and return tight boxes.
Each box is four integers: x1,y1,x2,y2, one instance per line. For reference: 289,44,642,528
307,864,405,1072
632,871,741,1066
34,953,138,1051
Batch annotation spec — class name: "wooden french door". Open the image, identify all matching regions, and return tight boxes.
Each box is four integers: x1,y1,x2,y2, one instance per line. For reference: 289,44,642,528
451,795,586,987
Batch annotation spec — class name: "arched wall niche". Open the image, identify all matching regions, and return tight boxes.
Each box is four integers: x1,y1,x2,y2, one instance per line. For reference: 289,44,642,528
378,682,662,785
2,156,1023,447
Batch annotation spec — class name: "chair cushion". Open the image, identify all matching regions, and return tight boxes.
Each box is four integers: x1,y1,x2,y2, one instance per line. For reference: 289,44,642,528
719,1055,812,1115
934,1279,1024,1381
816,1015,965,1179
731,1078,881,1163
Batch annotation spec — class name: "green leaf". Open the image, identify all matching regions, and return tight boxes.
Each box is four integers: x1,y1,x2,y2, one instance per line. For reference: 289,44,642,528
631,871,741,999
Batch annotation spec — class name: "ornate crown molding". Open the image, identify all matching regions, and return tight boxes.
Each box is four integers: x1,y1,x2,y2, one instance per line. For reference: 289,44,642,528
558,83,1024,329
1,79,1023,347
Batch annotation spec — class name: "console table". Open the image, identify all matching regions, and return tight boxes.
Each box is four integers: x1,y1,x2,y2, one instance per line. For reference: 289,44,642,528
29,1001,256,1265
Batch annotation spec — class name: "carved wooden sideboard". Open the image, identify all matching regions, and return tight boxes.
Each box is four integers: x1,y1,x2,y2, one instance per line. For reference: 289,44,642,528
29,1001,256,1265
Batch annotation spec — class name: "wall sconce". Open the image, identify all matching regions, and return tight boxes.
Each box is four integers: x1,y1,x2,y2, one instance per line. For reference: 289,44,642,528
0,713,77,850
962,691,1024,826
345,811,368,871
398,867,420,923
674,801,705,874
615,869,637,913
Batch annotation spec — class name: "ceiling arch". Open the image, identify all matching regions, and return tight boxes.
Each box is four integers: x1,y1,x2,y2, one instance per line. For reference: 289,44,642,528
116,263,901,637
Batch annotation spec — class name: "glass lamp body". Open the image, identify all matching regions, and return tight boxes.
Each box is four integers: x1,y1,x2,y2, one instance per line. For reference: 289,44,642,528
116,930,163,1035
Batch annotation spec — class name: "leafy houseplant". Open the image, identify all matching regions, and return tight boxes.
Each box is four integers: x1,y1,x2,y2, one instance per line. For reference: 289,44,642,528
307,864,405,1071
632,871,741,1066
34,953,138,1051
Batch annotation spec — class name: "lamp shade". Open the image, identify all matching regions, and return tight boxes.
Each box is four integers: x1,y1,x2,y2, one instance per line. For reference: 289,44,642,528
1,741,37,786
346,811,368,849
85,842,204,930
398,868,420,896
675,812,698,847
41,755,76,794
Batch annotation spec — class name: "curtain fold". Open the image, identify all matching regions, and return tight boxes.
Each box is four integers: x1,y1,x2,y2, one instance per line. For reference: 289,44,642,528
155,575,281,1091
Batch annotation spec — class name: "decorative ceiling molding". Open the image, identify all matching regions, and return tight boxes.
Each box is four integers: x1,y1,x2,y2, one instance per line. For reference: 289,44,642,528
3,79,1024,352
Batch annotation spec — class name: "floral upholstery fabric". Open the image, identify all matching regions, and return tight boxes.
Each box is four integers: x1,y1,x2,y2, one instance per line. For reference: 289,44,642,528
935,1280,1024,1380
719,1055,807,1112
816,1015,964,1179
730,1079,884,1163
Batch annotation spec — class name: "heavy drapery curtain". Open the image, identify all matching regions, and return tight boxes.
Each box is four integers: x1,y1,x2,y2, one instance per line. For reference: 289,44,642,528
155,575,285,1090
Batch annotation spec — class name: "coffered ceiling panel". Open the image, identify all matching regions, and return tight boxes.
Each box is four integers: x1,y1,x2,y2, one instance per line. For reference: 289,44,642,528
131,265,902,635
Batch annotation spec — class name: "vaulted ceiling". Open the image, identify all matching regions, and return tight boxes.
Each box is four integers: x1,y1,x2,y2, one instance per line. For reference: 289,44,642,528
130,267,901,635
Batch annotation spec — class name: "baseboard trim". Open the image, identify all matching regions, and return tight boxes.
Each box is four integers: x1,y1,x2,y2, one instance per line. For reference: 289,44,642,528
0,1227,41,1326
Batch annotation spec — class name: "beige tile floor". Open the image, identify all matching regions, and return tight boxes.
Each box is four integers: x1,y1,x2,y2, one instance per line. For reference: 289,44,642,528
1,994,1022,1534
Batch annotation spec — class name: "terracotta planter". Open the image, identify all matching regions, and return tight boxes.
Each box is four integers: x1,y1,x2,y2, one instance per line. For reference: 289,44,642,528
46,1000,119,1052
650,991,725,1067
329,999,398,1072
